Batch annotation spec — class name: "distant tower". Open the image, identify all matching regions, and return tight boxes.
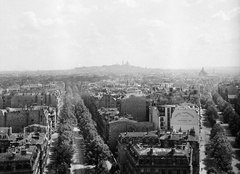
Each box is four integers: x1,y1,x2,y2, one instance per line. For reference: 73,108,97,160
122,60,124,65
125,61,130,66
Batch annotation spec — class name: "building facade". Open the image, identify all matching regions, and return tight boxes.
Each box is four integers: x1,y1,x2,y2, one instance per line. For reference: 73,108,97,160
0,124,49,174
118,132,193,174
118,131,199,174
99,94,117,108
171,104,200,137
149,105,175,130
0,108,49,133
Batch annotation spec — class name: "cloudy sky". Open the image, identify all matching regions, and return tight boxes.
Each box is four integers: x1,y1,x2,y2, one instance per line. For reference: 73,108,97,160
0,0,239,71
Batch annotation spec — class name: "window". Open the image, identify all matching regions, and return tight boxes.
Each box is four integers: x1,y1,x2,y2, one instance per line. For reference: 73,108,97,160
162,169,166,174
183,170,187,174
171,107,175,113
16,164,22,170
177,170,181,174
23,163,31,169
0,165,4,171
6,165,12,171
168,170,172,174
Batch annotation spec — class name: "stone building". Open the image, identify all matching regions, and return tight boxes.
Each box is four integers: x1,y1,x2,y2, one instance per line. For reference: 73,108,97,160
99,94,117,108
149,105,175,130
0,91,60,109
118,131,199,174
0,127,12,153
118,132,193,174
0,124,49,174
108,118,154,152
120,95,147,122
95,107,154,152
0,94,12,109
0,108,49,133
117,131,159,172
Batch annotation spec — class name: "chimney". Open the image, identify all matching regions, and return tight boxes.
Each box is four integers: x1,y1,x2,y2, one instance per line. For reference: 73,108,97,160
12,152,16,158
125,124,128,135
21,149,27,155
170,147,176,155
8,127,12,136
148,148,153,156
25,143,30,148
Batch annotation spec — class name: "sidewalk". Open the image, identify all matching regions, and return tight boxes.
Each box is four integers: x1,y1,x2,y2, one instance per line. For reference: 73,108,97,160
43,133,59,174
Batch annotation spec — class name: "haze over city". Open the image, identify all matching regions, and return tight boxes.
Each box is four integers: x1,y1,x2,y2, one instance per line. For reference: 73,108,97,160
0,0,240,71
1,1,240,173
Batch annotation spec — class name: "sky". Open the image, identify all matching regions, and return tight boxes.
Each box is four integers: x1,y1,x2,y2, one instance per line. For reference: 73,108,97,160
0,0,239,71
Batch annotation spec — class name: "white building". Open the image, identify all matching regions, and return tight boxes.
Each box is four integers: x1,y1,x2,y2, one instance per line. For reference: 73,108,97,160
171,103,200,136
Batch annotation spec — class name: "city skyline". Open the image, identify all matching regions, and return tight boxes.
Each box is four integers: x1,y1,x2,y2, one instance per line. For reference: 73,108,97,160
0,0,240,71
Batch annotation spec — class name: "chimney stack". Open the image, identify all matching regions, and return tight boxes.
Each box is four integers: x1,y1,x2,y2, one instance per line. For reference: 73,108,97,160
21,149,27,155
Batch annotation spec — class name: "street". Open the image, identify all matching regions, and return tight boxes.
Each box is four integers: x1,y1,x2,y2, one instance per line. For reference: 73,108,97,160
199,109,211,174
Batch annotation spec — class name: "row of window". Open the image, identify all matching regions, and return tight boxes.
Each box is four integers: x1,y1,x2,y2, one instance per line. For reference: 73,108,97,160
139,168,188,174
138,158,188,165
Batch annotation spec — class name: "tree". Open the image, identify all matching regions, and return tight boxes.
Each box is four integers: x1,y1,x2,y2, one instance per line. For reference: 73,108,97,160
229,113,240,136
209,132,232,172
210,124,225,140
207,167,218,174
235,130,240,147
227,171,236,174
206,105,219,119
56,162,71,174
223,106,235,123
208,114,217,127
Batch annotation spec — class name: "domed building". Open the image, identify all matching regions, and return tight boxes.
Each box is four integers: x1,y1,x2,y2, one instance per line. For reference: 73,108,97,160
199,67,207,77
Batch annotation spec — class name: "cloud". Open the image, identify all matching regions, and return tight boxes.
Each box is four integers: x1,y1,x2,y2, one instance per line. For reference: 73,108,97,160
138,19,167,29
150,0,165,3
181,0,190,7
118,0,136,8
196,34,211,45
212,7,240,21
196,0,204,4
20,11,66,31
149,19,167,28
21,11,40,30
228,7,240,20
62,3,92,16
212,11,228,20
207,0,227,8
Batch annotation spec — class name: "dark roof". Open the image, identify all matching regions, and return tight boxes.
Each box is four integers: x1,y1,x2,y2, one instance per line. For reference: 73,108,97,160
227,85,238,95
160,133,199,141
119,131,158,138
0,146,36,162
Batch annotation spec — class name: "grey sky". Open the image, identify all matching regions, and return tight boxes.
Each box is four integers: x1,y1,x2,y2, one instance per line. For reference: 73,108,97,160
0,0,239,71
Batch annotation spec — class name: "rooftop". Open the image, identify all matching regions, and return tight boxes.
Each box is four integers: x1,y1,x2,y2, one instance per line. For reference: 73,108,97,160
25,132,46,145
98,107,119,116
132,143,190,157
0,146,36,162
119,131,158,138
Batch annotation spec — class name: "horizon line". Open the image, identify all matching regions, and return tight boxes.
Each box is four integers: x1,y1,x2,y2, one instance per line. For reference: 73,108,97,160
0,64,240,72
